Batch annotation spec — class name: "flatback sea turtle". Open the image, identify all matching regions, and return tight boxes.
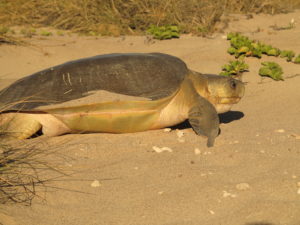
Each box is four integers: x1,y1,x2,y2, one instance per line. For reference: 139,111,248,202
0,53,245,147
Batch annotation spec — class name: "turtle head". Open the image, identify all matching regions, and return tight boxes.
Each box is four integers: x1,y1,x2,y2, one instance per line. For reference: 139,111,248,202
205,74,245,113
190,73,245,113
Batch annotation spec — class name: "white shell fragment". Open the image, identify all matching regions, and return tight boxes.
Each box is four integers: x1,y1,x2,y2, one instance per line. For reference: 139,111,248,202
275,129,285,133
164,128,172,132
236,183,250,190
290,18,295,25
91,180,101,187
209,210,215,215
203,151,212,155
194,148,201,155
222,191,237,198
176,129,184,138
152,146,173,153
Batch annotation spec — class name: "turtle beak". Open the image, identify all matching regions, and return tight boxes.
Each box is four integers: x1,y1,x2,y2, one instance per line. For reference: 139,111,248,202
218,96,242,104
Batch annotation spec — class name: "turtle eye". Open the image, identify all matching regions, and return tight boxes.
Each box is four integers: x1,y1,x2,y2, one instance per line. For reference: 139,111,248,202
230,80,237,89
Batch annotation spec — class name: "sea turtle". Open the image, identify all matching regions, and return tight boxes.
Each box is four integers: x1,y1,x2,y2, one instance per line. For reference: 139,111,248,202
0,53,245,147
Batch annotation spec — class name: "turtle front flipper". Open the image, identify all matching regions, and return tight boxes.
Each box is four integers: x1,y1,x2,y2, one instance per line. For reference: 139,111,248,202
188,96,219,147
0,113,42,139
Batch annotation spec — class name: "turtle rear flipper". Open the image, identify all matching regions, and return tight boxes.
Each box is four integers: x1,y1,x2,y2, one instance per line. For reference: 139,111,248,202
0,113,41,139
188,96,220,147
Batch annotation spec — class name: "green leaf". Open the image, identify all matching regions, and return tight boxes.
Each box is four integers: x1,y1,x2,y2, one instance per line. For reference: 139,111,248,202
237,46,250,54
259,62,284,81
294,54,300,64
170,31,179,38
251,48,262,58
280,50,295,62
266,48,281,56
227,32,237,40
147,25,180,40
222,64,231,71
169,26,179,32
251,42,259,49
227,47,237,55
220,60,249,78
260,44,272,54
219,71,231,76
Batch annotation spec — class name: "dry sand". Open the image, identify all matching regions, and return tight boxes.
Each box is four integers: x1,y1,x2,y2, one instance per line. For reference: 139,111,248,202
0,11,300,225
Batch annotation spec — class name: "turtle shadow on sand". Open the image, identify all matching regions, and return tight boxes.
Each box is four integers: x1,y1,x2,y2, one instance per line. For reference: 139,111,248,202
219,110,244,124
171,110,244,130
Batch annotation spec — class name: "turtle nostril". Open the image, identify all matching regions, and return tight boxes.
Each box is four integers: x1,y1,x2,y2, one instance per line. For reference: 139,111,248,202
230,80,236,89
